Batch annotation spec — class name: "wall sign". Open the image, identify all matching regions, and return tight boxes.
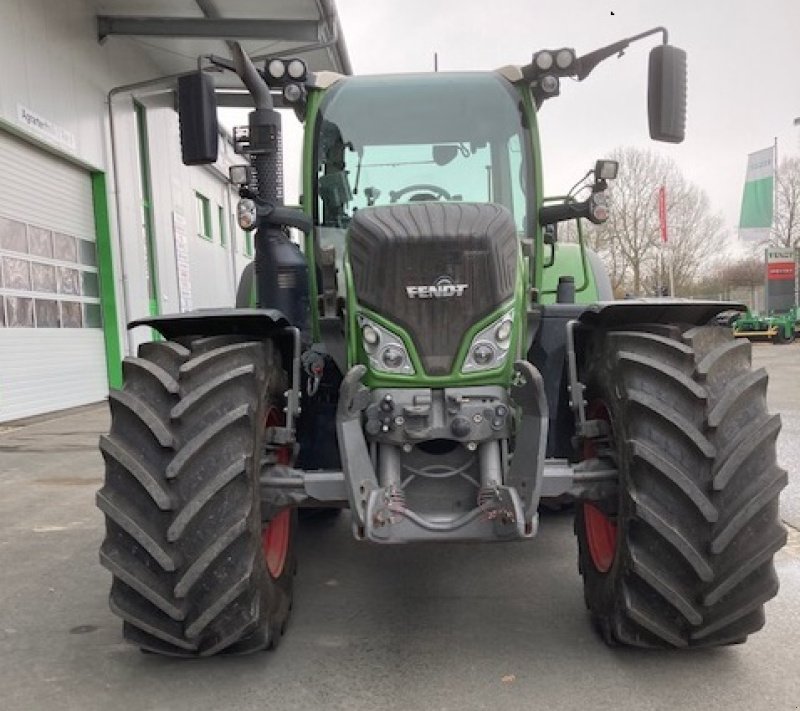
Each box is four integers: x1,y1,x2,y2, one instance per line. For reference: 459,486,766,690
16,105,76,152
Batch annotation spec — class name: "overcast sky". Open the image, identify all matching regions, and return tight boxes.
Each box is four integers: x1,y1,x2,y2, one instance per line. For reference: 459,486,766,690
327,0,800,243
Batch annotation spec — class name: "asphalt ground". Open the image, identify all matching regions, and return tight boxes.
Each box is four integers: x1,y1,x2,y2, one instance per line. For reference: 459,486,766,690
0,342,799,711
752,343,800,529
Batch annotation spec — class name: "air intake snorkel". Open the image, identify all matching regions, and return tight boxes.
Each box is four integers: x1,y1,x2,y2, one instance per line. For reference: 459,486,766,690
229,43,311,329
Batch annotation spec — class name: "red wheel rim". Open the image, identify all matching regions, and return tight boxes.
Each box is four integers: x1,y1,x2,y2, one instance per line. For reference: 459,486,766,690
262,508,291,578
582,400,617,572
583,503,617,573
262,406,291,577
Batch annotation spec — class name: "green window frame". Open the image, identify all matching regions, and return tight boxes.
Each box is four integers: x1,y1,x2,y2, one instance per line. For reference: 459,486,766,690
244,230,253,257
195,192,212,241
218,205,227,247
134,101,159,317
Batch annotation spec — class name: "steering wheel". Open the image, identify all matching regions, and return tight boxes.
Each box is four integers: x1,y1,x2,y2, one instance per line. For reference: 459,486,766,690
389,183,452,203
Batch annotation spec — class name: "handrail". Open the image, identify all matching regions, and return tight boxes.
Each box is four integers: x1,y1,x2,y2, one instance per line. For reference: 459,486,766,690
539,194,591,295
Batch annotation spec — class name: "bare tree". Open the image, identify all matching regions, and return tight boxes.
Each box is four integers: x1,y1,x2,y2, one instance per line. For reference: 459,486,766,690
689,256,762,300
557,215,630,296
722,257,763,290
573,220,624,295
658,179,726,294
583,147,726,296
772,156,800,248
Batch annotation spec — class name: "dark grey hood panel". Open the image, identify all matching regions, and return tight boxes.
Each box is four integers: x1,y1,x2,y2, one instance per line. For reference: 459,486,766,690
348,203,517,375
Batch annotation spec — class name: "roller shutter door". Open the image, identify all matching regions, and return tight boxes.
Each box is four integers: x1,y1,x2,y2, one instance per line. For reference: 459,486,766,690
0,130,108,422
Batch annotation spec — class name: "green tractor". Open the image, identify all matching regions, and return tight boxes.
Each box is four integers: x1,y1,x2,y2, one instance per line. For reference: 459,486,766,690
97,28,787,656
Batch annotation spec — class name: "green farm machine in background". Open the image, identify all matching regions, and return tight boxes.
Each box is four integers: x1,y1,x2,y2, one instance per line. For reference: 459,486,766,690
96,28,787,657
733,307,799,344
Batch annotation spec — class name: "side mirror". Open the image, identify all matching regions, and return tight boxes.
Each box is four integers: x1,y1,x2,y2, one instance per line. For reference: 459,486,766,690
647,45,687,143
433,145,459,166
177,72,219,165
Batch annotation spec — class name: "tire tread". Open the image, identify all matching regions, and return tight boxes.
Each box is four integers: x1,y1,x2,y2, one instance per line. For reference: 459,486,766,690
577,323,786,648
98,336,294,656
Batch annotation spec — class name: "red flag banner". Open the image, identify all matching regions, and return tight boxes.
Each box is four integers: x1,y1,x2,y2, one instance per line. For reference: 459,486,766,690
658,186,668,243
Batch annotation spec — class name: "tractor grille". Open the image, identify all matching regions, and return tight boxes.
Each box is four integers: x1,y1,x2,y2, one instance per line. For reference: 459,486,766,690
348,202,517,375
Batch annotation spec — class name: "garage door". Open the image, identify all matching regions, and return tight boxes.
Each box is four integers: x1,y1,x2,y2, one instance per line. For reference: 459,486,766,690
0,130,108,422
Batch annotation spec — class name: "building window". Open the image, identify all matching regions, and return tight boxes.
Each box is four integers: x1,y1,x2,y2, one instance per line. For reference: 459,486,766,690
0,217,102,329
195,192,212,240
218,205,227,247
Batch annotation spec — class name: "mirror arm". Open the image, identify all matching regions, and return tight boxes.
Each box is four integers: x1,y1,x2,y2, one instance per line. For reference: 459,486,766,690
261,205,313,235
539,201,588,226
575,39,630,81
240,188,313,234
629,26,668,45
575,26,667,81
540,193,609,227
205,54,236,73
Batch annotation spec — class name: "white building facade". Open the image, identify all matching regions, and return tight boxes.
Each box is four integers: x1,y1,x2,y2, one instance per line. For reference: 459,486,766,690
0,0,349,422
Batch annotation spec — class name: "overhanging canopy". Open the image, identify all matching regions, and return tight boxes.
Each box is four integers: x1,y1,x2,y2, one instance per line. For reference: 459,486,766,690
95,0,352,87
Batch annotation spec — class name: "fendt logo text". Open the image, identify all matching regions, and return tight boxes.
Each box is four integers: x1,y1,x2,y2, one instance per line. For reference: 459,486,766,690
406,276,469,299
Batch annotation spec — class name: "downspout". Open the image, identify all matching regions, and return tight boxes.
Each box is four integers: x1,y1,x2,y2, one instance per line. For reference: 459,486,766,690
214,132,239,301
317,0,353,75
107,71,194,354
225,181,238,302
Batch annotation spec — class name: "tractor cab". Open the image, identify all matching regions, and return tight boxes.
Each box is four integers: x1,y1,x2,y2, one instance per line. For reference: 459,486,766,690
312,72,532,335
314,72,530,232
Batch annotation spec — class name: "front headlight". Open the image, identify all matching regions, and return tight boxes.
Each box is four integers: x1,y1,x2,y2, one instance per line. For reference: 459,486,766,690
358,315,415,375
462,310,514,373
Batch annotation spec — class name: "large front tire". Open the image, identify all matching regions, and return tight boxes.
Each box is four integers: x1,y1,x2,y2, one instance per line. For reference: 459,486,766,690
97,335,295,656
576,324,787,648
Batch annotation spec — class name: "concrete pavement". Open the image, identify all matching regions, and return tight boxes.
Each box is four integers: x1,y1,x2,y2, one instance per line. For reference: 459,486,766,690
752,343,800,529
1,342,799,711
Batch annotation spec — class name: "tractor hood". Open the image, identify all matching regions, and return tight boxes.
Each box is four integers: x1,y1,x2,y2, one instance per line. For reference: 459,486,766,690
348,202,518,375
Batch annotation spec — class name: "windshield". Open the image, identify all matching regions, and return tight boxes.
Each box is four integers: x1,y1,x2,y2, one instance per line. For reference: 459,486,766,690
314,73,530,234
